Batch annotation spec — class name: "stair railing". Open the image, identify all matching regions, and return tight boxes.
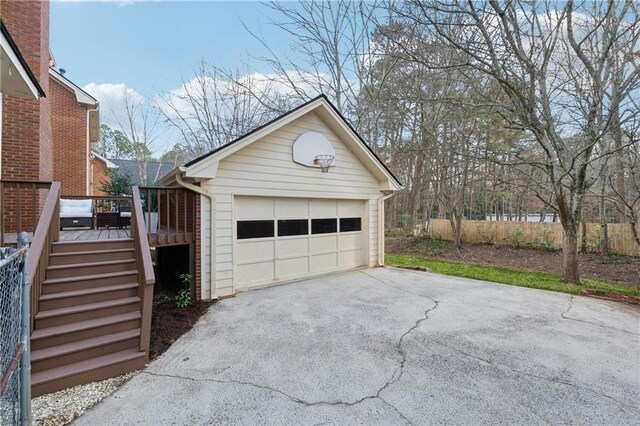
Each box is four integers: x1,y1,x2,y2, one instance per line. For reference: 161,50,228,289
27,182,60,331
131,186,155,358
0,180,53,246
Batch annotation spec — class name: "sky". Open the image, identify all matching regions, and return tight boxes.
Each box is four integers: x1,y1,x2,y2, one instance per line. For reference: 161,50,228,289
51,0,291,95
50,0,301,153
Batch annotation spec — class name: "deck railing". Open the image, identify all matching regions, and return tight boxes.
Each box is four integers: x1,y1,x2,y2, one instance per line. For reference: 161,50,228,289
27,182,60,331
59,195,132,213
0,180,53,246
131,187,155,357
138,186,196,246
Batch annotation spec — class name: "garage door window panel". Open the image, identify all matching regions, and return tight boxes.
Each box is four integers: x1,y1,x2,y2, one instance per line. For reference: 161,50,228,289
340,217,362,232
278,219,309,237
311,218,337,234
237,220,274,240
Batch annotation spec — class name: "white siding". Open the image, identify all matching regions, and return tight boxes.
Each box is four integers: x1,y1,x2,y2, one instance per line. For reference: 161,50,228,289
201,111,385,297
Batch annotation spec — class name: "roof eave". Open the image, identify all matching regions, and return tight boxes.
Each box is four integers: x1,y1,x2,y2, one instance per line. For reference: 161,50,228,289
49,68,98,106
0,20,45,98
183,95,402,189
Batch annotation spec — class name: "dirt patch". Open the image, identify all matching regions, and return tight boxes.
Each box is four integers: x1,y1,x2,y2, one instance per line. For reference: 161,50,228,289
149,293,214,360
387,236,640,287
580,289,639,305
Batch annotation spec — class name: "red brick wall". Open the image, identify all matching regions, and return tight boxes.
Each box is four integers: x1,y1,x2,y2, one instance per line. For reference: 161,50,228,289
51,77,88,196
0,1,52,232
92,158,110,196
0,0,51,182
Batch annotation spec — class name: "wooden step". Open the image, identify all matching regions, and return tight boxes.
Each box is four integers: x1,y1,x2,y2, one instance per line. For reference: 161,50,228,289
51,238,134,254
49,248,135,266
35,297,140,328
32,349,147,397
31,329,141,373
43,270,138,293
31,311,141,350
39,283,139,310
46,259,136,279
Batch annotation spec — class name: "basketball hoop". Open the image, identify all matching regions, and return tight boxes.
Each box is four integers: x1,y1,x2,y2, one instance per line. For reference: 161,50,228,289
314,155,335,173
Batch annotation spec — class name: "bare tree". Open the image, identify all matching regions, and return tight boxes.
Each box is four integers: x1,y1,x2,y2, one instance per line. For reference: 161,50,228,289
391,0,640,283
114,88,162,185
159,61,296,161
608,138,640,248
244,0,384,122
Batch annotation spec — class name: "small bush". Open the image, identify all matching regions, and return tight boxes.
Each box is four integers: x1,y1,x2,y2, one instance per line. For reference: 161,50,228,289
478,222,497,244
507,228,526,247
585,225,603,253
175,273,193,308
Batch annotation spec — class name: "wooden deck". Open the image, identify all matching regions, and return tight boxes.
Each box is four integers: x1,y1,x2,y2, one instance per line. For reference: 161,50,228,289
61,227,192,247
60,228,131,241
4,227,192,246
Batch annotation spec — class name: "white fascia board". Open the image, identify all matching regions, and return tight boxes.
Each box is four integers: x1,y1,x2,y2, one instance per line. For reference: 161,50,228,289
184,98,326,177
91,152,118,169
0,34,39,99
49,68,98,106
185,161,218,180
310,102,403,191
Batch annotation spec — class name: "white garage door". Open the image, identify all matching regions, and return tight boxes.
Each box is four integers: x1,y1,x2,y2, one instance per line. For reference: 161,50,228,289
234,196,365,289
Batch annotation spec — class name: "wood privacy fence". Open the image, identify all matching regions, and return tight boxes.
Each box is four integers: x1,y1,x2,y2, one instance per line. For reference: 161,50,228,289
427,219,640,257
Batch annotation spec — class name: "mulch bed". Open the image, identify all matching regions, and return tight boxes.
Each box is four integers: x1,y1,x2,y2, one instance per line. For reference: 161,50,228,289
579,289,639,305
149,294,215,360
387,237,640,287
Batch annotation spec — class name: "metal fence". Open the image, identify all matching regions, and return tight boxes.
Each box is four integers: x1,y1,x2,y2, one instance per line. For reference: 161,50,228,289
0,233,30,426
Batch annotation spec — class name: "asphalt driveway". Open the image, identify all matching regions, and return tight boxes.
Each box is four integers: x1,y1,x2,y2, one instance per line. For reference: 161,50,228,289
77,268,640,425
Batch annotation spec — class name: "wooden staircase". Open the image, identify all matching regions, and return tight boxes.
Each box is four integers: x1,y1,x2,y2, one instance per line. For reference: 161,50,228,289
30,238,148,396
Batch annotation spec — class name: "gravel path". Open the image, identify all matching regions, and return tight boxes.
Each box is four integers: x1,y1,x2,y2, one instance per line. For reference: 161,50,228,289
32,371,138,426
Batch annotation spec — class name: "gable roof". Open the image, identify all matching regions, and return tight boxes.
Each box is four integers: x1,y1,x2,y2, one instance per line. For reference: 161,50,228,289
111,159,175,186
0,20,45,98
91,152,118,169
49,68,98,106
184,95,402,189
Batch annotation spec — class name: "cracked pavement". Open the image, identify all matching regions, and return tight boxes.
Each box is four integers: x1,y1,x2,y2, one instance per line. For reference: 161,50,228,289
76,268,640,425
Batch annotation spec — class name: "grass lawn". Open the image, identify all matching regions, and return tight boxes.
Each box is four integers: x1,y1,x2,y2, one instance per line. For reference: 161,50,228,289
386,253,640,300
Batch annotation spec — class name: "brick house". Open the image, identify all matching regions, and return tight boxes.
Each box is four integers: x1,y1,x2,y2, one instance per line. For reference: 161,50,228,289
0,0,50,232
49,68,100,196
90,151,118,195
0,0,165,398
0,0,51,182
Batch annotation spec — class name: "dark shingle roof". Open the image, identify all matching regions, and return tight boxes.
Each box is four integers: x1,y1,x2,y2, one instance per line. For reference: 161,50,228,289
110,159,175,186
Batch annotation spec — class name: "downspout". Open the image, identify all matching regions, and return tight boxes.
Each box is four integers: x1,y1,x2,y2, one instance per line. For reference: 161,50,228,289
175,172,216,300
86,106,98,195
377,191,395,266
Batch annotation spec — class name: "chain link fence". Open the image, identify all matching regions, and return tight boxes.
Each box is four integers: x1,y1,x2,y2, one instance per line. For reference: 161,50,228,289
0,243,29,425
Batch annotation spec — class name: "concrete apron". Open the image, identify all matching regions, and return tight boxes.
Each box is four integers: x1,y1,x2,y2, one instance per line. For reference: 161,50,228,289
76,267,640,425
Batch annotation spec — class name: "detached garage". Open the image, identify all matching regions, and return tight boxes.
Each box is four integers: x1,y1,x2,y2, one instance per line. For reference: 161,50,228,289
161,95,402,299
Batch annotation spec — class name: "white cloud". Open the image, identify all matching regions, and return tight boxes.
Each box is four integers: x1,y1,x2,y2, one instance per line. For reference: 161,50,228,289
83,82,144,129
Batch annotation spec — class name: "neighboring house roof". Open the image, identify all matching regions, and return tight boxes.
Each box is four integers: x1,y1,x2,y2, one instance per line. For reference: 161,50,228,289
49,68,98,106
180,95,402,189
0,20,45,98
110,159,175,186
91,152,118,169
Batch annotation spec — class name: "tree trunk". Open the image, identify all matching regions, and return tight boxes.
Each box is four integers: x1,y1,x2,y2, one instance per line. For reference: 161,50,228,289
561,222,581,283
600,174,609,255
453,215,463,248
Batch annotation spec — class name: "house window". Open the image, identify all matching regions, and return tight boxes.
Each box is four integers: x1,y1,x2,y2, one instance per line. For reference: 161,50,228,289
237,220,274,239
311,218,337,234
278,219,309,237
340,217,362,232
